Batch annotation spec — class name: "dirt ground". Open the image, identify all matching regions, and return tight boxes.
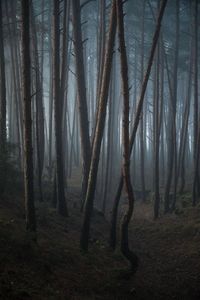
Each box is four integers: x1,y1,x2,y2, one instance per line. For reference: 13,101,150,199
0,187,200,300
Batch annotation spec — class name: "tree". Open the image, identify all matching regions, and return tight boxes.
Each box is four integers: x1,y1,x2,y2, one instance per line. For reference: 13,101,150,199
164,0,179,213
80,0,117,251
0,0,7,196
21,0,36,232
117,0,138,272
52,0,68,216
110,0,168,249
72,0,91,199
192,0,199,206
30,2,45,203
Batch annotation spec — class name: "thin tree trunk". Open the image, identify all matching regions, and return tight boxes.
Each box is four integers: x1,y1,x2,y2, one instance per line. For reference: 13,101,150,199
153,36,160,219
52,0,68,216
117,0,138,272
0,0,7,196
140,0,146,202
192,0,199,205
109,0,168,249
80,0,117,251
21,0,36,232
72,0,91,199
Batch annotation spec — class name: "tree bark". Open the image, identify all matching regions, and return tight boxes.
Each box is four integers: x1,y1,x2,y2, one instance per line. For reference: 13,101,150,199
72,0,91,199
0,0,7,196
117,0,138,272
109,0,168,249
21,0,36,232
52,0,68,216
80,0,117,251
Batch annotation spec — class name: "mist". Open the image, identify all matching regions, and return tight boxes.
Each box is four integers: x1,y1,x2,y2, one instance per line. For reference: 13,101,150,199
0,0,199,299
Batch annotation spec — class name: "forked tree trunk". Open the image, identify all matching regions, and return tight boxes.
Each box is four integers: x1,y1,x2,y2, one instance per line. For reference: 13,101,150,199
21,0,36,232
109,0,168,250
117,0,138,272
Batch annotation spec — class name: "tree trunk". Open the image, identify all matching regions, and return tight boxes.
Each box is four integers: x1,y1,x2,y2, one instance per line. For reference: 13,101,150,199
117,0,138,272
109,0,168,249
0,0,7,196
72,0,91,199
80,0,117,251
153,37,160,219
192,0,199,205
139,0,146,202
21,0,36,232
52,0,68,217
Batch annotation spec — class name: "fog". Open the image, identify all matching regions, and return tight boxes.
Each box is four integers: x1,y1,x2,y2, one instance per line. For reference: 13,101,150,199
0,0,199,299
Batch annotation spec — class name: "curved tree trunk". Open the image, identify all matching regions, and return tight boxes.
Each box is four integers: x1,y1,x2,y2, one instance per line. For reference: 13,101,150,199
117,0,138,272
109,0,168,250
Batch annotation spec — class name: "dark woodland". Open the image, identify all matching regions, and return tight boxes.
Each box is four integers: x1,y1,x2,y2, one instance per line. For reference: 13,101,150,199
0,0,200,299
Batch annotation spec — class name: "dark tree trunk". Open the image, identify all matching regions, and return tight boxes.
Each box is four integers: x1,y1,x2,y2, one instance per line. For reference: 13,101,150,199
0,0,7,196
163,0,179,213
192,0,199,205
109,0,168,249
52,0,68,217
72,0,91,200
21,0,36,232
117,0,138,272
153,38,160,219
139,0,146,202
30,2,45,203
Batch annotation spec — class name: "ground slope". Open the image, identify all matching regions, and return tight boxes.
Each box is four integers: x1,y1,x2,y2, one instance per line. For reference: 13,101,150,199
0,190,200,300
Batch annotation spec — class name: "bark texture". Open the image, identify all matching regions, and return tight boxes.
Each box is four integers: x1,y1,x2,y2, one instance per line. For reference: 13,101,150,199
21,0,36,232
80,0,117,251
117,0,138,271
110,0,168,249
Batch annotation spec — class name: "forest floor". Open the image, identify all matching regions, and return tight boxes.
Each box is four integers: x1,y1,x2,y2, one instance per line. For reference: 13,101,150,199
0,178,200,299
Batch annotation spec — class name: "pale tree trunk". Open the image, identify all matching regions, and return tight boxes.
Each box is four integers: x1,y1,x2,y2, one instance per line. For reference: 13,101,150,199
11,1,24,167
5,2,22,167
80,0,117,251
